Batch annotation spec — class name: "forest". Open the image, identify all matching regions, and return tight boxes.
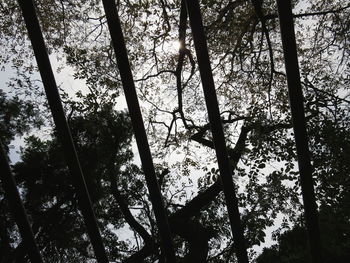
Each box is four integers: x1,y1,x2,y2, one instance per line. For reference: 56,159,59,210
0,0,349,262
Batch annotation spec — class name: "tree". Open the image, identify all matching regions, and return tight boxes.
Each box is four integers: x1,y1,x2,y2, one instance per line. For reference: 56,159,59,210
0,90,42,262
0,90,43,150
256,206,350,263
1,101,147,262
0,0,349,262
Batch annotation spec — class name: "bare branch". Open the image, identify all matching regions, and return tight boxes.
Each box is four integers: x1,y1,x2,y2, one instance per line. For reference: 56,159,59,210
265,4,350,20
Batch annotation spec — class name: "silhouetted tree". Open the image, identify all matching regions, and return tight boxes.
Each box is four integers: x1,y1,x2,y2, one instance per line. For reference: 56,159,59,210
1,0,349,261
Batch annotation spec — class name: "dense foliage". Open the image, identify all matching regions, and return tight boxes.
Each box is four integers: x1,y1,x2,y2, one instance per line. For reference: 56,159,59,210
0,0,349,262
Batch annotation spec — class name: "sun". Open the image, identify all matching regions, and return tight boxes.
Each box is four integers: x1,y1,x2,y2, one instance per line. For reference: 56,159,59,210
173,40,182,50
161,40,182,53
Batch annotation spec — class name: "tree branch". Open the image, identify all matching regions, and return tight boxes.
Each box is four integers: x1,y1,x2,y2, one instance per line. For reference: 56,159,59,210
265,4,350,20
124,125,250,262
109,170,154,246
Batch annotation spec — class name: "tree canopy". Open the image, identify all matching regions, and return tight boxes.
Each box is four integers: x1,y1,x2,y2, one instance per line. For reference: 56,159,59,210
0,0,349,262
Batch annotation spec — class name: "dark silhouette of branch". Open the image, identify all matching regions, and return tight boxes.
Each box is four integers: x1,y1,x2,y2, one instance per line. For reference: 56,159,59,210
135,70,176,82
250,0,275,118
303,78,350,104
175,0,196,130
124,120,292,262
124,125,250,262
264,4,350,20
109,168,154,246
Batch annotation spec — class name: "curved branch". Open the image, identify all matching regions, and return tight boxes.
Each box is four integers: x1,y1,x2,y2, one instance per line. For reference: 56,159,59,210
135,70,176,82
124,125,250,262
265,4,350,20
109,172,154,245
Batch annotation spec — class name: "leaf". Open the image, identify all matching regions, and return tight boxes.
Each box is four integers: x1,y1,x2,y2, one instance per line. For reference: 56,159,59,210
257,163,266,169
